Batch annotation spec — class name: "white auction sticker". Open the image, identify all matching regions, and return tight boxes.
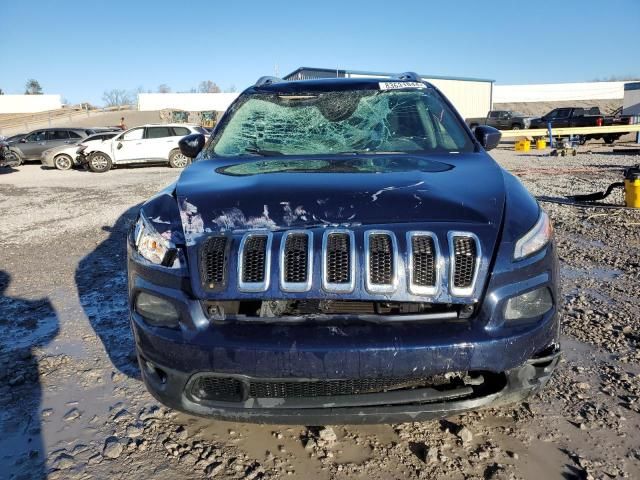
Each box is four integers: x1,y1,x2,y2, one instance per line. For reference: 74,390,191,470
379,81,426,90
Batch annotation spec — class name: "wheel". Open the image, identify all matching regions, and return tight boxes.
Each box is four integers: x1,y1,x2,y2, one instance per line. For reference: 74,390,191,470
54,154,73,170
87,152,112,173
578,136,587,146
603,135,615,145
169,149,191,169
511,124,521,130
9,149,23,166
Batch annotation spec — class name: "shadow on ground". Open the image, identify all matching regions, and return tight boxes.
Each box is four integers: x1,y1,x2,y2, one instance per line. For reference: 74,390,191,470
0,270,59,479
75,204,142,379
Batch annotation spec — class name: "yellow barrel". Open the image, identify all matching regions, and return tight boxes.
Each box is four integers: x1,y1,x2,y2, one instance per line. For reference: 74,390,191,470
514,140,531,152
536,139,546,150
625,166,640,208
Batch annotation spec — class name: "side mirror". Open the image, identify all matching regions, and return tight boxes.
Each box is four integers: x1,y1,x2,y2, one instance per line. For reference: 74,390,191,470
179,133,206,158
474,125,501,151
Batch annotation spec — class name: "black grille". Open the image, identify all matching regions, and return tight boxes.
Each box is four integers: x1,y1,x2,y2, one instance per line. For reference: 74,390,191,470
283,234,309,283
369,234,393,285
453,236,477,289
242,235,267,283
200,236,229,289
192,375,451,402
192,376,244,402
326,233,351,284
412,235,436,286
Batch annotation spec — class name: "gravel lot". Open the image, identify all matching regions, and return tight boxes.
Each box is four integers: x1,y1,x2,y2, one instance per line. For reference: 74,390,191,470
1,143,639,479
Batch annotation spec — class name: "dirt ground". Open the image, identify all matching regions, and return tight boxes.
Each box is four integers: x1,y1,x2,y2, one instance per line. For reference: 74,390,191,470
1,140,639,480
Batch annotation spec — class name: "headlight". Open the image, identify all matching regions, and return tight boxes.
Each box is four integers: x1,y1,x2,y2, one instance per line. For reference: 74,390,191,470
514,210,552,260
134,212,178,267
504,286,553,320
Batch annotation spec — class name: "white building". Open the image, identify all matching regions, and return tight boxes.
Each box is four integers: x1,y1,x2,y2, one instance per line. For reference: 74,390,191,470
284,67,494,120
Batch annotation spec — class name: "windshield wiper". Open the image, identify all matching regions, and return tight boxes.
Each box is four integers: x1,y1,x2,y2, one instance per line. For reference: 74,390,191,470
243,147,282,156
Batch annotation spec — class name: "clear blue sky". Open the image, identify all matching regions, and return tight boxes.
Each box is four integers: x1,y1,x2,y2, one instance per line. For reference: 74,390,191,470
1,0,638,105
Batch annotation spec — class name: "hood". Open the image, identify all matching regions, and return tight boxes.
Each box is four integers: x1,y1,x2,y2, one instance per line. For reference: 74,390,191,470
175,154,506,245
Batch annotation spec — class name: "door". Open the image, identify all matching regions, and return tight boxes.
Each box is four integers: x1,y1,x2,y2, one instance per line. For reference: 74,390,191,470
487,111,501,128
46,129,74,151
19,130,48,160
552,108,571,128
144,126,177,161
112,127,146,163
498,111,511,129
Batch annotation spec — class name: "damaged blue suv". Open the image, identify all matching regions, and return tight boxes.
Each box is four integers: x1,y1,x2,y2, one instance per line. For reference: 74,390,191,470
127,73,560,424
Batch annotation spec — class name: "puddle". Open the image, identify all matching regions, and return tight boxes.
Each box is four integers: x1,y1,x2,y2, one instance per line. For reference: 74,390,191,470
561,266,622,281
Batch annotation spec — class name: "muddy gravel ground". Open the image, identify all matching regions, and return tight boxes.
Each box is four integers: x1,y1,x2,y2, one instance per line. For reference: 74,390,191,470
1,143,639,480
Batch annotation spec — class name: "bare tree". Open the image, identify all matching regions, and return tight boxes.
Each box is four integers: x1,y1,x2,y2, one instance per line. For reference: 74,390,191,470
0,88,4,95
25,79,43,95
224,85,237,93
102,89,133,107
157,84,171,93
198,80,221,93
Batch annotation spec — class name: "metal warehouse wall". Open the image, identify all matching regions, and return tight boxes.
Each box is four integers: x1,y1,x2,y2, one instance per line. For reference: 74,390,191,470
346,73,492,120
137,93,240,112
494,81,628,103
0,94,62,113
623,82,640,115
423,78,492,119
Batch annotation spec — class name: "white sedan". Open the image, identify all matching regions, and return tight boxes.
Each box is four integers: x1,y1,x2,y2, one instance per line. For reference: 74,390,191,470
83,124,208,173
41,131,118,170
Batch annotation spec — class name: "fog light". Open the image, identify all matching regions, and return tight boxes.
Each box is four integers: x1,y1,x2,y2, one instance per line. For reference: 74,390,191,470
135,292,179,328
504,287,553,321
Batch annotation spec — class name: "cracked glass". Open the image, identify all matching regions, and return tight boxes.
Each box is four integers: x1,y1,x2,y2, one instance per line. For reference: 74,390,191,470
210,88,474,157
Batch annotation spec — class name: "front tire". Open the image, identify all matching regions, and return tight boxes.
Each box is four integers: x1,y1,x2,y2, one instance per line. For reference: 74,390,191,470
511,124,521,130
87,152,112,173
169,149,190,169
603,135,615,145
54,154,73,171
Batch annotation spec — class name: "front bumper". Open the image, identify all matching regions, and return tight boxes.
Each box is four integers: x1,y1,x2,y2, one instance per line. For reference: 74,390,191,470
40,153,55,167
135,344,559,424
128,232,561,424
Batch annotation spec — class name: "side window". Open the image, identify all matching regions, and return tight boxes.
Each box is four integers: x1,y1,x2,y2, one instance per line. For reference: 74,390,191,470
25,131,46,142
146,126,172,139
555,108,571,119
122,128,144,141
489,111,501,119
68,131,82,139
171,127,191,136
48,130,70,140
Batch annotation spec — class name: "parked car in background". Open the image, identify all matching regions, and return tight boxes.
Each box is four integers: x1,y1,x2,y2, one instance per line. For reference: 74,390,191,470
84,124,207,172
8,127,105,163
41,131,118,170
127,74,560,423
466,110,533,130
529,107,624,144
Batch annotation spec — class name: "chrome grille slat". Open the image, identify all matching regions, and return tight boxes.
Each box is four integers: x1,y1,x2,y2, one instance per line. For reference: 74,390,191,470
322,230,355,293
407,231,440,296
365,231,398,293
280,231,313,292
448,232,481,297
199,236,229,290
238,232,272,292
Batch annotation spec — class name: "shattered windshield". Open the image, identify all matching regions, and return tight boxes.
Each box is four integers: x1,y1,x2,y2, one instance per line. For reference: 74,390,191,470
209,87,473,156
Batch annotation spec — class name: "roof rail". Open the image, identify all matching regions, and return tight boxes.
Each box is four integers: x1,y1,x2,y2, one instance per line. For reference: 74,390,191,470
395,72,422,82
254,76,283,87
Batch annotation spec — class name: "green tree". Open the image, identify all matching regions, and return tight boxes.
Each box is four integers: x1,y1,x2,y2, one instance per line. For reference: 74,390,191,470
25,79,43,95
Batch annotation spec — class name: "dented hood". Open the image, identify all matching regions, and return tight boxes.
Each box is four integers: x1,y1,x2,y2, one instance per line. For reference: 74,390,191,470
175,154,505,244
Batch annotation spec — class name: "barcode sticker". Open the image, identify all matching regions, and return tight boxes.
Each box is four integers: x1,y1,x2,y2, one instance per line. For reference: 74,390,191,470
379,81,425,90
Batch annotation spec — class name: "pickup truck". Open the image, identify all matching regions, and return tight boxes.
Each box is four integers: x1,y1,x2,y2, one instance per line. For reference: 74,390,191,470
529,107,623,144
466,110,533,130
